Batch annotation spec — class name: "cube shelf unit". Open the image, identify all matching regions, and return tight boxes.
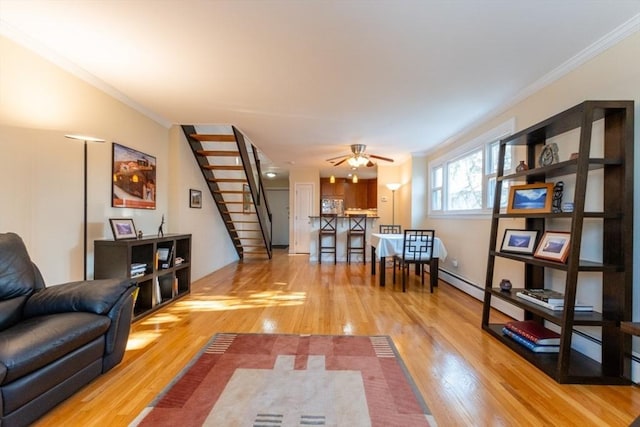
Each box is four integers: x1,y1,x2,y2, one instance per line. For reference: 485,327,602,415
481,100,633,384
94,233,191,320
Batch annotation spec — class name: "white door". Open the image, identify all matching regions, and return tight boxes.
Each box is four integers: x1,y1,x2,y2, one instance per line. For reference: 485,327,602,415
293,183,314,253
266,189,290,247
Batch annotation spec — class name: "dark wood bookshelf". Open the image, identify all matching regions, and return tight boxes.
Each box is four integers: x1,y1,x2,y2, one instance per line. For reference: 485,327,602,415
94,233,191,320
481,100,634,384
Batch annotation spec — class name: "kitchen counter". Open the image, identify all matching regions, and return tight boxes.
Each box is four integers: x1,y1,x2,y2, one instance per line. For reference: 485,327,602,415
308,216,378,263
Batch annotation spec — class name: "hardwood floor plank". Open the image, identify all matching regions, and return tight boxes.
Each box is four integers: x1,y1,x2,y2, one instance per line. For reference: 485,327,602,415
32,249,640,426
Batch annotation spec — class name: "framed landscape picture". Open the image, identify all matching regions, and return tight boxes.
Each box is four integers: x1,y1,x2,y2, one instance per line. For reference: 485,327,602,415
500,229,539,255
506,183,554,214
109,218,137,240
112,143,157,209
534,231,571,263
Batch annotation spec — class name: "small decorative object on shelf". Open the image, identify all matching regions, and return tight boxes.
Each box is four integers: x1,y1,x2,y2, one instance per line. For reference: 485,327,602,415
499,279,512,292
158,214,165,238
552,181,564,213
515,160,529,172
569,152,579,160
137,230,143,239
562,202,574,212
538,142,559,167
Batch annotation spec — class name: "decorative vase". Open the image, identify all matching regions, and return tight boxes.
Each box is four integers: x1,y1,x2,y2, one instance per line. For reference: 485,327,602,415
515,161,529,172
499,279,512,292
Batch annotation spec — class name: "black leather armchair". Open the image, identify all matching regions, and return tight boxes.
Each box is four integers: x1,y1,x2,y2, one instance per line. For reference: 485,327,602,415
0,232,136,427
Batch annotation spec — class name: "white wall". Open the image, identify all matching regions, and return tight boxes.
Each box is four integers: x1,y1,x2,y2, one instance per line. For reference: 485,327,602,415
0,35,238,284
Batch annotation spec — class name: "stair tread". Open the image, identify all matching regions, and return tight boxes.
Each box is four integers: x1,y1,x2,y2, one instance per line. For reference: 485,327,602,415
208,178,248,183
190,134,236,142
203,165,244,170
197,150,240,156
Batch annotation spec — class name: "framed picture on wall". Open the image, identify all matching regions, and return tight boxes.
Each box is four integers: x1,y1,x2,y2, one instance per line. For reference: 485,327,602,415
112,143,156,209
189,189,202,208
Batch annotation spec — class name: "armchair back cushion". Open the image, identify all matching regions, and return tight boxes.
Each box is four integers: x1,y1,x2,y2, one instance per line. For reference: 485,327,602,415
0,233,36,330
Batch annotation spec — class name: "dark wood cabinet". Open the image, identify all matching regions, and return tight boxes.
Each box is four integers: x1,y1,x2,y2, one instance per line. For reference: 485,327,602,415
481,101,633,384
95,234,191,320
321,178,377,209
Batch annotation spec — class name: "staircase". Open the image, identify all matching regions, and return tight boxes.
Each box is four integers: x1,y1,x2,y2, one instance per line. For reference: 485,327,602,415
182,125,272,260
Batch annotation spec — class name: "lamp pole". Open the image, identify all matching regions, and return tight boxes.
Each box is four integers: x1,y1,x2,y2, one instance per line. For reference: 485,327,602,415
66,134,105,280
385,183,401,226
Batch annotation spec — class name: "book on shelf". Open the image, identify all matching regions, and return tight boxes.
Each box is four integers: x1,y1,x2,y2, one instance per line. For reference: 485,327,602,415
502,327,560,353
516,292,593,311
504,320,560,345
519,288,564,304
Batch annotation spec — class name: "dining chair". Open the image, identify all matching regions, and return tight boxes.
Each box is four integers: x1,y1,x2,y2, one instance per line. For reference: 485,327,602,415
347,214,367,264
393,229,435,293
318,214,338,264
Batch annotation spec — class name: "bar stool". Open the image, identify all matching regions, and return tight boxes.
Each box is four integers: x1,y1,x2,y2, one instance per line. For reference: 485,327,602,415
347,214,367,264
318,214,337,264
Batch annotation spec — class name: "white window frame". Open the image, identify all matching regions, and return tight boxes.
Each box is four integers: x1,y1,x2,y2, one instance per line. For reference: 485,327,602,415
429,119,515,217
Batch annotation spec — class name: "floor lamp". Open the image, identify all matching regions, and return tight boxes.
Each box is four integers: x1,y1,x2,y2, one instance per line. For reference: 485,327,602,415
65,134,105,280
386,183,401,225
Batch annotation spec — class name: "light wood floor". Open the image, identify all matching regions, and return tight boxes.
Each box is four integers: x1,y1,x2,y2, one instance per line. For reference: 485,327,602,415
34,249,640,426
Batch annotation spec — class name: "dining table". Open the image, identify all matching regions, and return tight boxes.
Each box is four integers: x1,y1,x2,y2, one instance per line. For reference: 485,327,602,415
369,233,448,289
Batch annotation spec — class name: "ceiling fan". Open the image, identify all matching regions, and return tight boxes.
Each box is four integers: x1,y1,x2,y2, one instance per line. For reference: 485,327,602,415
326,144,394,167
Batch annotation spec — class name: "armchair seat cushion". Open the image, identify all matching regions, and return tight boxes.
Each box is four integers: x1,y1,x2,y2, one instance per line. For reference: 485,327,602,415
0,312,110,384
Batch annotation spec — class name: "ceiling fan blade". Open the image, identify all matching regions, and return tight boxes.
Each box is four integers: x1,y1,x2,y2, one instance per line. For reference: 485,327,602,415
326,154,350,162
366,160,375,167
333,158,348,166
369,154,394,162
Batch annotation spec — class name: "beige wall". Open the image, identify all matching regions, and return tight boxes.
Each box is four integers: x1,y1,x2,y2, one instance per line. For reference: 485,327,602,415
0,35,238,284
416,31,640,317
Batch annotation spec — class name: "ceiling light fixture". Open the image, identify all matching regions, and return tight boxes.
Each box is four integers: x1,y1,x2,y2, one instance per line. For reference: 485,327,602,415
329,175,335,183
347,156,369,167
352,174,358,183
265,172,276,178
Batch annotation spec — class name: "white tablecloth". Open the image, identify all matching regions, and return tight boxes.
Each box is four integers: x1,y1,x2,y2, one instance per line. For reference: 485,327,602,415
370,233,447,261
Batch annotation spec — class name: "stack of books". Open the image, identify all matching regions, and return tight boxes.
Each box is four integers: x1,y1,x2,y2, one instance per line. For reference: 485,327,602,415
131,263,147,278
515,288,593,311
501,320,560,353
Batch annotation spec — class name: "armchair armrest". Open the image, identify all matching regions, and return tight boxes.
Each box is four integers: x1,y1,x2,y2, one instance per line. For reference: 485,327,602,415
23,279,135,318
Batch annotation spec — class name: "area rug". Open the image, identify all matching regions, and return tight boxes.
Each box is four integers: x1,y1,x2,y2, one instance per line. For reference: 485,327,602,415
131,333,436,427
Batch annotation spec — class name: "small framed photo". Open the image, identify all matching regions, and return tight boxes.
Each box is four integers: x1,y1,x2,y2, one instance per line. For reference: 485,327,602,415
534,231,571,263
506,183,554,214
500,229,539,255
109,218,137,240
189,189,202,208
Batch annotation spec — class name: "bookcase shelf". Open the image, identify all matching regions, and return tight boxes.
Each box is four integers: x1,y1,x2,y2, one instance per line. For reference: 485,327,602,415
481,100,634,384
94,233,191,321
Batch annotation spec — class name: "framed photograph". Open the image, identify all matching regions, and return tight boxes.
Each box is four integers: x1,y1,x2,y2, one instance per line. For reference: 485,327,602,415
242,184,252,213
112,143,157,209
534,231,571,263
109,218,137,240
506,183,554,214
189,189,202,208
500,229,539,254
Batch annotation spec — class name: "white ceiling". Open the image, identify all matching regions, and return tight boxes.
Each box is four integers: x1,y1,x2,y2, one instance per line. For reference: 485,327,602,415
1,1,639,179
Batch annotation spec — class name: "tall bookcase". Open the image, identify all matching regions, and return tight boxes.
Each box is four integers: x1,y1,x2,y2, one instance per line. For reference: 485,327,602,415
481,101,633,384
95,234,191,320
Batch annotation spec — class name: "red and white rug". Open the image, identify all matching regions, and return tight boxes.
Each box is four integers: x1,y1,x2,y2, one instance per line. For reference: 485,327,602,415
131,333,436,426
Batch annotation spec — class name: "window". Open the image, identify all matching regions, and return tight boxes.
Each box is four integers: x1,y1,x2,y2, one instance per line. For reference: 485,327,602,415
429,120,515,215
